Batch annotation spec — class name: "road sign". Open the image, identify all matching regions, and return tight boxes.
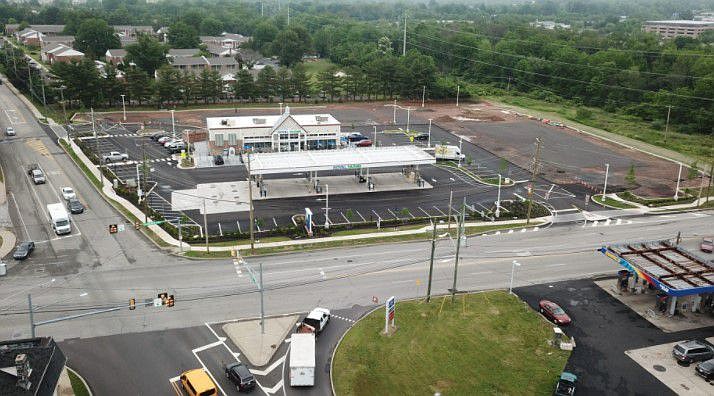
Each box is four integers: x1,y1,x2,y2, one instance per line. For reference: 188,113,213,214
385,296,396,333
152,298,162,307
108,224,118,234
305,208,313,237
118,224,125,232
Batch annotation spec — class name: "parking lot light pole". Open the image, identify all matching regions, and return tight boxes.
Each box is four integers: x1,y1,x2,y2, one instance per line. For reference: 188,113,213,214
406,107,411,134
203,198,209,253
495,174,502,218
373,125,377,148
428,118,432,148
91,108,103,186
509,260,521,295
120,94,126,122
393,99,397,124
247,152,255,252
674,162,683,201
602,163,610,200
324,184,330,229
170,109,176,140
456,85,460,107
421,85,426,108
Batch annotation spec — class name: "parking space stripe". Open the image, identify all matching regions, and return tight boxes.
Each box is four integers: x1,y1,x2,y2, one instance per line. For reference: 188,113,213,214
432,205,446,216
418,206,431,217
355,209,366,222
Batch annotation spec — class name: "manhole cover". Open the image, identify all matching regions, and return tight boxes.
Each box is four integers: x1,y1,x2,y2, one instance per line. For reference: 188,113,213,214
653,365,666,372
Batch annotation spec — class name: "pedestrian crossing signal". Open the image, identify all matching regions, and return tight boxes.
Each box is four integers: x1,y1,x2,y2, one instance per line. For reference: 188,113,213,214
109,224,118,234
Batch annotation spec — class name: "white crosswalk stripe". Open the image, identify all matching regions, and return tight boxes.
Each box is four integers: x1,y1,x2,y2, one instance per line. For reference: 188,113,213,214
332,314,356,323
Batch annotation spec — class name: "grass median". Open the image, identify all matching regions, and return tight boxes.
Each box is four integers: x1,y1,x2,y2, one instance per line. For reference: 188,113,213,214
592,195,638,209
67,368,91,396
333,291,570,395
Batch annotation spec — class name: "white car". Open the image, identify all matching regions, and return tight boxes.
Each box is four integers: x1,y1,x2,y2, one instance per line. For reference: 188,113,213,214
61,187,76,200
6,127,15,136
157,136,172,144
164,139,183,148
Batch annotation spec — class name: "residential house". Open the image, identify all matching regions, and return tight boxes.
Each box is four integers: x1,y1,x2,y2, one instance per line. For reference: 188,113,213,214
17,29,42,46
44,44,84,64
95,60,125,79
112,25,155,38
39,35,74,50
105,48,127,65
530,20,571,30
163,56,209,77
0,337,68,396
204,44,238,58
207,56,239,77
200,33,249,50
6,24,65,36
167,48,200,59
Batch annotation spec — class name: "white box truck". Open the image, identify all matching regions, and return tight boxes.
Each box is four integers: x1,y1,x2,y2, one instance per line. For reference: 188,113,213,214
47,203,71,235
434,144,466,161
289,333,315,387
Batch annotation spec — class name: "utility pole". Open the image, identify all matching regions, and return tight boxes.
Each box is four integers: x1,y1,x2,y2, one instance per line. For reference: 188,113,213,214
421,85,426,107
426,221,437,302
446,189,453,231
664,105,672,144
456,85,460,107
170,109,176,140
602,163,610,200
203,198,210,252
526,137,542,225
247,152,255,252
707,162,713,205
406,107,411,133
92,108,103,186
458,137,463,167
507,76,511,91
373,125,377,147
178,217,183,254
450,199,466,303
402,14,407,56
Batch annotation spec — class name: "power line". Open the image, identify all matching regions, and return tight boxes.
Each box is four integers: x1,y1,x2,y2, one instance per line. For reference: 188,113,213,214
411,31,714,81
434,25,714,58
408,41,714,102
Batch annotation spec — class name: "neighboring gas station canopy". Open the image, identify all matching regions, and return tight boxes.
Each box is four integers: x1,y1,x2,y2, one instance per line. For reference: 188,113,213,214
245,146,436,175
599,240,714,297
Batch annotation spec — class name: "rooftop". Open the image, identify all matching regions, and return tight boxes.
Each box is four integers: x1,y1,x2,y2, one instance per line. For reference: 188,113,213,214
168,48,200,57
0,337,66,396
208,57,239,66
246,145,436,175
170,56,209,66
106,48,127,57
600,239,714,296
645,20,714,26
207,112,339,130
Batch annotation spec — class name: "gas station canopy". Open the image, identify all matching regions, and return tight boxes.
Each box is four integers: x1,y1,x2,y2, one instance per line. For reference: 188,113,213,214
600,240,714,297
245,146,436,175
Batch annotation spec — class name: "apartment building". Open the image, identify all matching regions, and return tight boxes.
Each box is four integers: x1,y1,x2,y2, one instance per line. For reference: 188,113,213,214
643,20,714,38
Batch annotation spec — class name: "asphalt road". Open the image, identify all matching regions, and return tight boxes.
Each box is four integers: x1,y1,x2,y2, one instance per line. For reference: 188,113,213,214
515,279,714,396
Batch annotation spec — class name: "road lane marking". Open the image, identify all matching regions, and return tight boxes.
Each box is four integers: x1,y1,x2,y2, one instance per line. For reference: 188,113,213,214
249,355,286,376
189,353,227,396
262,379,284,395
192,339,225,353
9,192,31,239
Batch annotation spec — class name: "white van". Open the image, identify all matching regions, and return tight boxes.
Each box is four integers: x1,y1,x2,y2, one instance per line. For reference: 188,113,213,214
47,203,71,235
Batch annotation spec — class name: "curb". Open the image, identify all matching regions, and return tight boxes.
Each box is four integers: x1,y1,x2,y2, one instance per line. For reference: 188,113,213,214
66,366,93,396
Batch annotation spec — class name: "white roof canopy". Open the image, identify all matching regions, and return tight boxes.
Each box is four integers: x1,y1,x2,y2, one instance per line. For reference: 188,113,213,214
247,146,435,175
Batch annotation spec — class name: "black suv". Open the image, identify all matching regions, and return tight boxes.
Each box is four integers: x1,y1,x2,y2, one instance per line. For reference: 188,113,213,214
225,362,255,392
673,340,714,366
67,198,85,214
213,155,224,165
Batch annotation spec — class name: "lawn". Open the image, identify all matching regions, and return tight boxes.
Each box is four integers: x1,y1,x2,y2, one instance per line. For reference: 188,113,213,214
592,195,638,209
333,291,570,396
67,368,91,396
302,59,336,77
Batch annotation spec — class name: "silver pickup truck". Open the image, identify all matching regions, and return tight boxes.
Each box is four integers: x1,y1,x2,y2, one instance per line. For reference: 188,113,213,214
102,151,129,162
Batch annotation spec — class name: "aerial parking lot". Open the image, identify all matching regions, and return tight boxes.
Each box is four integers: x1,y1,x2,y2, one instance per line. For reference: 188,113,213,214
66,101,694,238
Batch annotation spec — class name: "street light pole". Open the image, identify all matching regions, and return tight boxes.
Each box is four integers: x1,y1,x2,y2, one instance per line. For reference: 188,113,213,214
259,262,265,334
674,162,683,201
121,94,127,122
373,125,377,147
602,163,610,200
393,99,397,124
324,184,330,228
509,260,521,295
406,107,411,134
91,108,103,186
456,85,460,107
426,221,437,302
428,118,432,148
421,85,426,107
450,199,466,303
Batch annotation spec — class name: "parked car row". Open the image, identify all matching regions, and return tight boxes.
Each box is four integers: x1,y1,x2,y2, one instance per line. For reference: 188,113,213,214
151,131,186,153
672,339,714,382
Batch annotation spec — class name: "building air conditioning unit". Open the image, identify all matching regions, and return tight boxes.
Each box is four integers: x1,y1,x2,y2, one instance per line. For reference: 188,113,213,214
315,116,328,123
253,118,266,124
220,119,229,126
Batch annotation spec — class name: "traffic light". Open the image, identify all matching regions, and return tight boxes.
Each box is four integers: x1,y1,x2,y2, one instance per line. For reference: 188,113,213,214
129,298,136,310
109,224,118,234
167,295,175,307
134,221,141,230
158,292,168,305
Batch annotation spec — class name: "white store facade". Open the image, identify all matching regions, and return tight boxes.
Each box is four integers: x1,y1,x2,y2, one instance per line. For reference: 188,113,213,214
206,107,340,153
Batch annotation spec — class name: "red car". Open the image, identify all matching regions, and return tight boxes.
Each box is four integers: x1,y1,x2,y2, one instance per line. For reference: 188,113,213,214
539,300,571,325
701,238,713,253
356,139,372,147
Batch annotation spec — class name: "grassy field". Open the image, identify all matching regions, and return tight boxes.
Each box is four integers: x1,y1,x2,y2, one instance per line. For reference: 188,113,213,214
490,95,714,161
592,195,638,209
302,59,336,77
333,291,570,396
617,191,696,207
